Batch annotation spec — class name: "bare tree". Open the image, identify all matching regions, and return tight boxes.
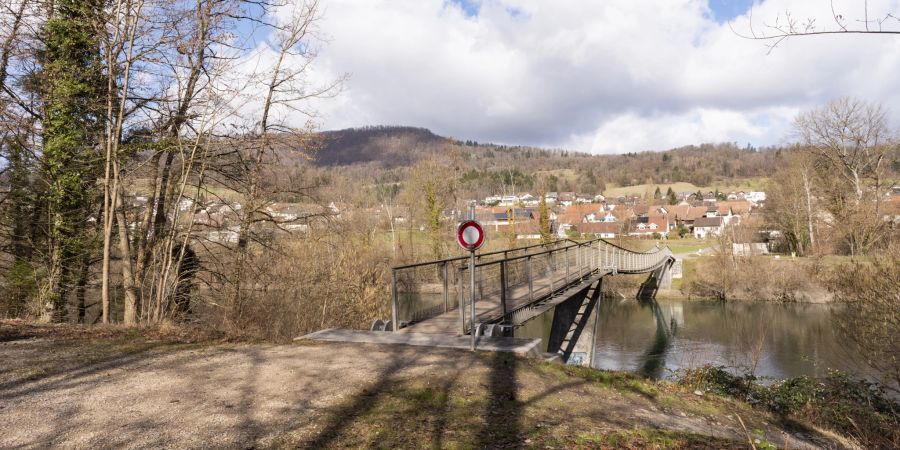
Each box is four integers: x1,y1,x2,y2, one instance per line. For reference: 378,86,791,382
796,98,891,203
734,1,900,52
793,98,894,254
99,0,146,324
765,150,819,255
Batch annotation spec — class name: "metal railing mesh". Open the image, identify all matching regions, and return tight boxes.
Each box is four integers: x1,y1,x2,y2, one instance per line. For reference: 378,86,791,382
390,238,673,333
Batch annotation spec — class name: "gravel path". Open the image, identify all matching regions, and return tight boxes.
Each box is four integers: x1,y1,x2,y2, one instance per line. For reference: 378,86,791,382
0,335,841,449
1,340,456,449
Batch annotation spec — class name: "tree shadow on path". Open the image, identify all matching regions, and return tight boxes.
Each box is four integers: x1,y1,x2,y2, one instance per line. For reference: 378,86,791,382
300,348,424,449
475,351,522,449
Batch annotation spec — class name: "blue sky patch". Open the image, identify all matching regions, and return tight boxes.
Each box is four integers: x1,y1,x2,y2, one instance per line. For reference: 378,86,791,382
708,0,754,22
447,0,481,17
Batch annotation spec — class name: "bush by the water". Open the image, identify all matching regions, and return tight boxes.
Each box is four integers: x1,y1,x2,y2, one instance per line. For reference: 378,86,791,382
685,254,824,302
828,248,900,392
678,365,899,449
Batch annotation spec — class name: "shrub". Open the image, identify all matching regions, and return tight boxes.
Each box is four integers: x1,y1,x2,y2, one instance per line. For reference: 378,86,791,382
677,365,754,398
827,247,900,393
678,365,900,448
685,255,821,302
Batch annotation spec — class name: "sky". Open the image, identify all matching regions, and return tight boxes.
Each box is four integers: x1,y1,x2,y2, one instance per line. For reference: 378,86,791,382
253,0,900,154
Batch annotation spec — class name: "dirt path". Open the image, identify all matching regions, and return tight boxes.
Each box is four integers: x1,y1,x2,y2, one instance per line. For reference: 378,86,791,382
0,326,843,449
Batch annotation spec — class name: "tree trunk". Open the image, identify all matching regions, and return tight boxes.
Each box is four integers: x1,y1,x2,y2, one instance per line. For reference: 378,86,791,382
802,170,815,252
100,166,116,323
115,179,139,324
74,254,90,323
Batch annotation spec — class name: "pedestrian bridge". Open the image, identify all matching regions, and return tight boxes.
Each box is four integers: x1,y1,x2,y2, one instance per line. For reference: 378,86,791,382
374,239,675,337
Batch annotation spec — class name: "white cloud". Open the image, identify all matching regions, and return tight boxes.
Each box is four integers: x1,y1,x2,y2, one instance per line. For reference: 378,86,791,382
262,0,900,153
577,106,799,153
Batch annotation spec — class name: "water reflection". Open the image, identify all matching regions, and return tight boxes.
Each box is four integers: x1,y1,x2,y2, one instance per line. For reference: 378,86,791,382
568,297,875,381
636,300,676,379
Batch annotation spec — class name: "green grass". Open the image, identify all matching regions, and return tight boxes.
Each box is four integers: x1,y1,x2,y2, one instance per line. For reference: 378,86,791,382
666,243,706,254
603,178,769,198
549,429,743,449
670,258,699,291
662,237,709,255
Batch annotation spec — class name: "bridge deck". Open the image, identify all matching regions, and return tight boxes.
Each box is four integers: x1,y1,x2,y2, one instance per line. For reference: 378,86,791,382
390,239,674,337
399,266,602,335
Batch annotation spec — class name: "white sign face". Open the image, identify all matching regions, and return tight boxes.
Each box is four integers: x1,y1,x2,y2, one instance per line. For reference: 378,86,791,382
457,220,484,251
461,226,480,245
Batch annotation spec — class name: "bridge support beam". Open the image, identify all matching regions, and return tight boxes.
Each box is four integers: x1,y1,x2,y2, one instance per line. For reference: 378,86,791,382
657,261,673,290
636,258,675,301
546,278,603,365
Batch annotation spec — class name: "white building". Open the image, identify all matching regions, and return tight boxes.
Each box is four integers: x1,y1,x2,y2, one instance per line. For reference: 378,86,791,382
693,216,724,239
498,195,519,206
744,191,766,204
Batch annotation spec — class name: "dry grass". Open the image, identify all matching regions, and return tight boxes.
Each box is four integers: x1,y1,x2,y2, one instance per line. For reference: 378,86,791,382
603,178,769,198
684,255,826,302
276,352,832,449
0,319,234,386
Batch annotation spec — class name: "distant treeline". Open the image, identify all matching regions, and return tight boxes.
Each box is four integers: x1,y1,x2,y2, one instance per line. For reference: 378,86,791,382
315,125,784,191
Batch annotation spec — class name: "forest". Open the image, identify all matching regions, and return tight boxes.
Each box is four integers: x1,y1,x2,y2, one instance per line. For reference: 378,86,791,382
315,125,782,191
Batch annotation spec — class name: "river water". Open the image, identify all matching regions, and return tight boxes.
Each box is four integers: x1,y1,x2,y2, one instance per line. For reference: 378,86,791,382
515,297,878,382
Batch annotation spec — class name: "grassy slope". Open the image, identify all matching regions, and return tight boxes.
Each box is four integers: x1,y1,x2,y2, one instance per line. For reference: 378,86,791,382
279,351,842,450
0,321,842,449
603,178,769,198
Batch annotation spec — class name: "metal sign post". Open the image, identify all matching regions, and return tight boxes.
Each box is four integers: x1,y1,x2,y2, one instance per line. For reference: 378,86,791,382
469,249,476,350
456,219,484,351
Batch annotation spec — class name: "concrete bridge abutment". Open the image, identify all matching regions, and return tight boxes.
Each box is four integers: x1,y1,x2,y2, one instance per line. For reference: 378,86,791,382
546,278,603,366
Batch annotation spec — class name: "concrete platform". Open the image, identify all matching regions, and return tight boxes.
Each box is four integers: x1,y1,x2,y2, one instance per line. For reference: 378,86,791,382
298,328,546,358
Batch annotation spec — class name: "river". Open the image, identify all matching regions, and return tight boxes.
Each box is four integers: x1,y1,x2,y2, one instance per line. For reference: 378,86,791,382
515,297,879,382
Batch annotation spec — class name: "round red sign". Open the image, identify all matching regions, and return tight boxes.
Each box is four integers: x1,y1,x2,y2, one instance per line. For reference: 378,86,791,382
457,220,484,251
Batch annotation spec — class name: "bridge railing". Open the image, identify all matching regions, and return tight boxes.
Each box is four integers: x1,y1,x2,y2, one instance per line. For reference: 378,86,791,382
458,240,596,332
597,239,673,274
457,239,672,333
389,240,569,329
390,237,673,333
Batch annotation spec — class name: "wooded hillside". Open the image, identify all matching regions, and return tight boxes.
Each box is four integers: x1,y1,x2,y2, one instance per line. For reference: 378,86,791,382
314,125,783,195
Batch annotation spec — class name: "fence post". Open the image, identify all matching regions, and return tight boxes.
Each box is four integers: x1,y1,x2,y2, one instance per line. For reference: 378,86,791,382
590,243,595,272
582,245,587,276
549,254,555,293
391,269,399,332
581,245,586,277
577,247,585,278
458,267,466,335
470,251,477,350
527,256,534,303
500,260,508,322
443,262,449,313
565,247,570,285
575,245,580,278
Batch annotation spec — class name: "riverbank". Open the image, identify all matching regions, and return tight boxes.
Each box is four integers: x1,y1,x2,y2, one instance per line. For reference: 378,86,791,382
611,238,845,303
673,254,835,303
0,321,857,449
